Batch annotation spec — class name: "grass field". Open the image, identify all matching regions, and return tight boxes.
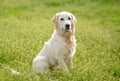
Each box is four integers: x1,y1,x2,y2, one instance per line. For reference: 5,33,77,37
0,0,120,81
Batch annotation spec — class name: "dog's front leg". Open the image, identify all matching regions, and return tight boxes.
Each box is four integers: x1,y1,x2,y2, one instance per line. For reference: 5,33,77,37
57,57,69,72
68,57,73,70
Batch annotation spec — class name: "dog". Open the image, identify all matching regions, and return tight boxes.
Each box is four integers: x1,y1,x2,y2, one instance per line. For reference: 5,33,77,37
32,11,77,74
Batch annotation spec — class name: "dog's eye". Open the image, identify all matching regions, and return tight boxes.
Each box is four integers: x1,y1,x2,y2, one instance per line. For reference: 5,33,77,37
68,17,71,20
60,18,64,21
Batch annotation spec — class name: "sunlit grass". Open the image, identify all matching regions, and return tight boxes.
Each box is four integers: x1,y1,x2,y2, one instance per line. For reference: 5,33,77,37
0,0,120,81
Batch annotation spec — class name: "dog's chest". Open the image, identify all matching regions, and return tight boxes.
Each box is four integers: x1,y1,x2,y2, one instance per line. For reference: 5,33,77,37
64,41,76,59
54,36,76,59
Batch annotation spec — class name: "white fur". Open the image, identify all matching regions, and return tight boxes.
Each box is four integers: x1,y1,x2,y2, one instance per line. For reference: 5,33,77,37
32,11,77,74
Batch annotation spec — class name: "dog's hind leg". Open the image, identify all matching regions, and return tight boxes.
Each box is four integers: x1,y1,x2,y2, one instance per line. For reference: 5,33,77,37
32,56,49,74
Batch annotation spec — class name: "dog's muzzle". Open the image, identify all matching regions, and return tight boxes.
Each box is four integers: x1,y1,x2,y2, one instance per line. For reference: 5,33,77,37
65,24,70,30
64,24,71,32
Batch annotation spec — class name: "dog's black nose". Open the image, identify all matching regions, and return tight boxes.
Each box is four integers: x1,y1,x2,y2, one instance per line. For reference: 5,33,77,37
65,24,70,29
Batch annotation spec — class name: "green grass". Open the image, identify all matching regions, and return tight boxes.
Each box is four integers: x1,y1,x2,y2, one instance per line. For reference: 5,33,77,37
0,0,120,81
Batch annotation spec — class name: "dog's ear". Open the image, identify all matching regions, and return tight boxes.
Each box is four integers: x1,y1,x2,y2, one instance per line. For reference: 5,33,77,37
71,14,77,23
71,14,77,34
52,13,59,28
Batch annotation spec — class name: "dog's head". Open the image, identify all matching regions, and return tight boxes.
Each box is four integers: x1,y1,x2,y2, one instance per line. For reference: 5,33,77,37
52,11,77,35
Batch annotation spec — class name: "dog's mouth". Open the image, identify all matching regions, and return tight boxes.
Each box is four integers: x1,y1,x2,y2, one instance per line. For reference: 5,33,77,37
62,24,72,32
62,28,71,32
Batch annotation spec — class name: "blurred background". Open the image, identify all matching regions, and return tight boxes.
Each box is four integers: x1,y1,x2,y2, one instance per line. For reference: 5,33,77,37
0,0,120,81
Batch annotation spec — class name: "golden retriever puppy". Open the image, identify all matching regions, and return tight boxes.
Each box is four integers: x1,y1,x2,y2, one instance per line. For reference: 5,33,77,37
32,11,77,74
